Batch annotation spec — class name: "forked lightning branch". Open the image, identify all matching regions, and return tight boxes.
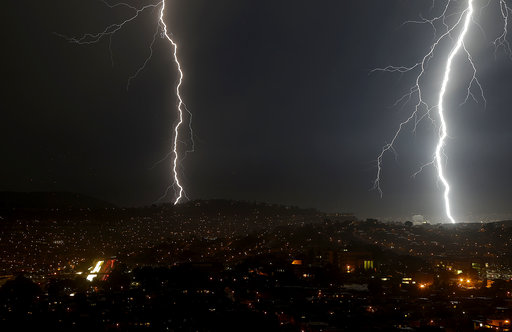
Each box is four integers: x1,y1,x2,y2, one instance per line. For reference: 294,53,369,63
373,0,512,223
58,0,189,205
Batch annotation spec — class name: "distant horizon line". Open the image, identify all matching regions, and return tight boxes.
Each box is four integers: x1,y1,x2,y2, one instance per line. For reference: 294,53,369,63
1,190,511,224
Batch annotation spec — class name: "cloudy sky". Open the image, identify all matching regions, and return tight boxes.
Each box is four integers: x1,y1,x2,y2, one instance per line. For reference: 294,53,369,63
3,0,512,221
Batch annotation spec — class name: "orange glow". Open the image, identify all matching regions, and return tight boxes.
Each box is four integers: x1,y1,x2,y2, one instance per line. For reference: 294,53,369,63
291,260,302,265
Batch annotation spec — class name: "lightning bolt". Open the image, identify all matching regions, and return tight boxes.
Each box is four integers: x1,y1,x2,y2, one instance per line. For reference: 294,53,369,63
57,0,190,204
436,0,475,224
373,0,511,223
159,0,186,204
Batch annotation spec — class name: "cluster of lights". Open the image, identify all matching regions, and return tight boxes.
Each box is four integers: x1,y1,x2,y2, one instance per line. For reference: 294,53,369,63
86,260,104,281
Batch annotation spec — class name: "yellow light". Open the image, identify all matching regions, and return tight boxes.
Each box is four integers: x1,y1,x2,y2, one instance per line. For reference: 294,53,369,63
86,274,97,282
91,260,104,273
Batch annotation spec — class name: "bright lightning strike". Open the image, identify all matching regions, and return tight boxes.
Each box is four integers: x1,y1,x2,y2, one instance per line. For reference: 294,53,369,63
57,0,190,205
436,0,475,224
373,0,511,223
159,0,186,204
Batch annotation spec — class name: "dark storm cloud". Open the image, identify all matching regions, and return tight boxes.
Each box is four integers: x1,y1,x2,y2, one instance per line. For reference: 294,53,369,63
2,0,512,221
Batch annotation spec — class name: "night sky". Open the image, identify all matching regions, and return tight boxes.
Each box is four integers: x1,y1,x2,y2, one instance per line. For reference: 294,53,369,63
3,0,512,222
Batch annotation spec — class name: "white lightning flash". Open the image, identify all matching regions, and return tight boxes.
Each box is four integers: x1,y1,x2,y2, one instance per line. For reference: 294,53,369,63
436,0,475,224
373,0,511,223
159,0,186,204
58,0,190,204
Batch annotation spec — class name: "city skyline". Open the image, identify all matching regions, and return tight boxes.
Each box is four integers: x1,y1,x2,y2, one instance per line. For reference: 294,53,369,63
2,198,512,330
